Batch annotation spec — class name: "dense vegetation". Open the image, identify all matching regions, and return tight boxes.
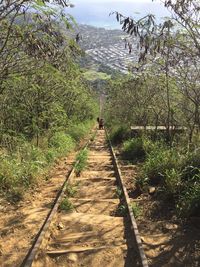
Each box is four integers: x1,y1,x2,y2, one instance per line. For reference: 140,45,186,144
107,0,200,219
109,126,200,218
0,1,98,202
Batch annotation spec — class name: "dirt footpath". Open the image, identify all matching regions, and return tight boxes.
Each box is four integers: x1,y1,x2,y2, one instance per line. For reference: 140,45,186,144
0,153,76,267
32,130,140,267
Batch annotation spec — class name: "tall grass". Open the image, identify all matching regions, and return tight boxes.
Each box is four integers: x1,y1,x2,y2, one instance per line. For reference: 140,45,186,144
142,147,182,185
0,121,93,203
74,149,88,176
120,135,200,218
122,138,145,162
48,132,75,159
144,142,200,217
67,121,93,142
109,125,131,145
177,183,200,217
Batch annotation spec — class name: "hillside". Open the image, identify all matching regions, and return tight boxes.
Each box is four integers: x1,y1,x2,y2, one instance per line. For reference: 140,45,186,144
75,24,139,74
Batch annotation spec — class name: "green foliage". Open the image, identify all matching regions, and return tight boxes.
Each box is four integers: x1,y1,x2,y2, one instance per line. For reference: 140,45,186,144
59,197,74,212
49,132,75,157
83,70,111,81
142,146,182,185
131,202,142,218
90,131,96,142
164,168,182,196
177,183,200,217
176,150,200,217
110,125,130,145
67,121,93,142
181,150,200,180
136,136,200,218
116,204,127,216
0,124,91,203
122,138,145,162
19,142,47,167
0,0,97,204
142,138,165,155
65,183,78,197
136,175,149,191
74,149,88,176
115,187,123,198
0,152,41,202
0,64,97,141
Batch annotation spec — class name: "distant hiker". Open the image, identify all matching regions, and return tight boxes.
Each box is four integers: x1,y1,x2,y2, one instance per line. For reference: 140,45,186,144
124,38,127,49
99,118,104,130
97,117,100,123
75,33,80,43
128,42,132,54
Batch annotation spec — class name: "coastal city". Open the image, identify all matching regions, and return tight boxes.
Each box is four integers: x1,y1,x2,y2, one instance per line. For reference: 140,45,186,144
76,24,139,74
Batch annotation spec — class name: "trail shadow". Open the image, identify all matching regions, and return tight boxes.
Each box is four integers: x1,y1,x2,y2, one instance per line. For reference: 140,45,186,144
148,225,200,267
123,216,141,267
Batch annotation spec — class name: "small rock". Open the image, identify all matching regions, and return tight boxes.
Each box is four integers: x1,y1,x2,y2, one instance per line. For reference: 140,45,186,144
159,245,165,251
148,186,156,195
0,205,5,211
0,245,3,256
57,222,64,230
141,237,145,243
68,253,78,263
165,223,178,230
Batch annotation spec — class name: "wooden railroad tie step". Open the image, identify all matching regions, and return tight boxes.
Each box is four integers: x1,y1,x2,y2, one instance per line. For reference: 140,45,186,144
68,198,119,204
74,177,116,181
57,213,125,226
53,231,124,241
47,244,127,255
49,239,126,247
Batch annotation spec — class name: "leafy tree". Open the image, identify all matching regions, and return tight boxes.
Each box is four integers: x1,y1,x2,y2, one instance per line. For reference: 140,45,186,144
111,0,200,142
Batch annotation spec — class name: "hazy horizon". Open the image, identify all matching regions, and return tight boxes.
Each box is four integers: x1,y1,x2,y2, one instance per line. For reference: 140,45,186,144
67,0,171,29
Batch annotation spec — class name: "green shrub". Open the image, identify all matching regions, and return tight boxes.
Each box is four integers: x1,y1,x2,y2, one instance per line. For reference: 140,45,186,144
19,142,46,167
67,121,92,142
135,175,149,191
110,125,130,145
49,132,75,157
74,149,88,176
45,148,57,163
122,138,145,162
143,138,165,155
0,122,93,203
59,197,74,212
0,156,18,191
142,147,182,185
116,204,127,216
164,168,182,196
0,152,41,202
115,187,123,198
181,150,200,181
0,132,76,203
177,182,200,217
65,183,78,197
131,202,142,218
127,135,200,219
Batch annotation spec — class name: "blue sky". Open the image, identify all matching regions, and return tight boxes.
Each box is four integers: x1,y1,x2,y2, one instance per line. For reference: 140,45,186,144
67,0,171,29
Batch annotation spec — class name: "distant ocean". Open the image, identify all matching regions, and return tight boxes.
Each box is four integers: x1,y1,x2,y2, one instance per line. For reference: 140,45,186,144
66,0,171,29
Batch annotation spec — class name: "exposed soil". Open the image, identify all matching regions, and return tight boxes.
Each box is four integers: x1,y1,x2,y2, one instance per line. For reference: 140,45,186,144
0,149,79,267
116,150,200,267
33,130,140,267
